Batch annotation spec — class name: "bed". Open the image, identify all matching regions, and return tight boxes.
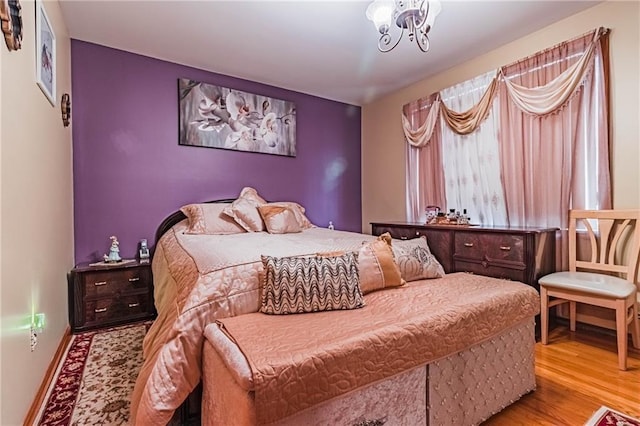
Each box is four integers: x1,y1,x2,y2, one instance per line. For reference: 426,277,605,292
130,192,540,425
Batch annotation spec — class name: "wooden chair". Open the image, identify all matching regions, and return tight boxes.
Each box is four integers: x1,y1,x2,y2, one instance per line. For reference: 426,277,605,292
539,210,640,370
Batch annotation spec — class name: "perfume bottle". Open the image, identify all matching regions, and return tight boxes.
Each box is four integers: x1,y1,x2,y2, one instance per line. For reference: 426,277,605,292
458,209,470,225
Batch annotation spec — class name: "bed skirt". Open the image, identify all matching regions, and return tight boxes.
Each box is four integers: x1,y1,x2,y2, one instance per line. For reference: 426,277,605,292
201,319,535,425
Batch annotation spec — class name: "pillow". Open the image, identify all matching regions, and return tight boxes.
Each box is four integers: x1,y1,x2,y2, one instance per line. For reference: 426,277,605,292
223,187,267,232
257,205,302,234
260,252,364,315
267,202,315,229
391,236,445,282
180,203,246,235
358,233,405,294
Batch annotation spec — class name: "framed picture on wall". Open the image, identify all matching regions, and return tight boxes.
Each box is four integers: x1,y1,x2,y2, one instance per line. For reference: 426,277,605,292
178,78,297,157
35,0,55,106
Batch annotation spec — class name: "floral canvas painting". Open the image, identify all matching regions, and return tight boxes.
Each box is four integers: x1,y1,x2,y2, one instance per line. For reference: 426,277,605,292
178,79,296,157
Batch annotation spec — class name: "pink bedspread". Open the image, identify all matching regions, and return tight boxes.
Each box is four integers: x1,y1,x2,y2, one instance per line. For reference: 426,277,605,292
130,223,377,425
215,273,540,424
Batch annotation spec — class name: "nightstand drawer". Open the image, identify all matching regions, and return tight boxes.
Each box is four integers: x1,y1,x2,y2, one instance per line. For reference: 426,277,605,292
84,293,153,325
82,267,151,298
454,232,525,264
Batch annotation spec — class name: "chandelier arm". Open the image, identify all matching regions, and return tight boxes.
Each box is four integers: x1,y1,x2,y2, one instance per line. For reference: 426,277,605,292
416,31,431,52
378,27,404,53
415,0,429,29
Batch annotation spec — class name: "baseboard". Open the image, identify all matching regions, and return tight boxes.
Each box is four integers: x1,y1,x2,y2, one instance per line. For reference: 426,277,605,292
23,326,72,425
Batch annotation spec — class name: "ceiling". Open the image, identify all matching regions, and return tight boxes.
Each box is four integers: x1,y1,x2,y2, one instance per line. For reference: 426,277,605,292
59,0,600,106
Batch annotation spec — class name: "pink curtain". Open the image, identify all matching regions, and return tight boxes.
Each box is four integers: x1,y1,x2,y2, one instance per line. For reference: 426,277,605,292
498,30,611,269
403,94,446,221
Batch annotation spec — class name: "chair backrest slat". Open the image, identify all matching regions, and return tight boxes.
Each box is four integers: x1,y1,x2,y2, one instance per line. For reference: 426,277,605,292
569,210,640,285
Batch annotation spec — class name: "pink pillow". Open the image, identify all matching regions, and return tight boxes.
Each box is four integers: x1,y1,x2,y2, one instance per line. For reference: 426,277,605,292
258,205,302,234
223,187,267,232
180,203,246,235
266,202,315,229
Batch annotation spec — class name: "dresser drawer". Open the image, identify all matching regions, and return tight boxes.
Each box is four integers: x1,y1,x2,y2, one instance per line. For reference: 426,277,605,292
454,260,527,283
84,293,153,326
373,225,419,241
454,232,525,264
83,267,151,298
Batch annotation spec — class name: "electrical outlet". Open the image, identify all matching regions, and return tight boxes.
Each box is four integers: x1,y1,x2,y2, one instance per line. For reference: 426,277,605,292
30,326,38,352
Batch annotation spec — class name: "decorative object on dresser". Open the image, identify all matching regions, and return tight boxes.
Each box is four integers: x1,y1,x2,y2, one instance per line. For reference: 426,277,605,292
67,260,156,332
371,222,557,291
103,235,121,263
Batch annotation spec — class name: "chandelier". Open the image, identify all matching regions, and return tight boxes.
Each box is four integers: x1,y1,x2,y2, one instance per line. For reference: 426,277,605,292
366,0,442,53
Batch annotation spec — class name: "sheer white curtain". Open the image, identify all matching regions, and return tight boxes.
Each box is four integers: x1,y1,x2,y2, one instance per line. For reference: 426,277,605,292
440,71,508,225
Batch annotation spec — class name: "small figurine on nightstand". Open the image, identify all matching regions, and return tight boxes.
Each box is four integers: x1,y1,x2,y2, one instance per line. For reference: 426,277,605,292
103,235,122,263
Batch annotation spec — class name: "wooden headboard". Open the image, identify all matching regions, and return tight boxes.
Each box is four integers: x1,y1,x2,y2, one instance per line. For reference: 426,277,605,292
154,198,236,247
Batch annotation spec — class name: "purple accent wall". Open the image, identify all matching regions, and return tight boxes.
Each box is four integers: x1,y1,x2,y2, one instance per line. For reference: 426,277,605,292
71,40,361,263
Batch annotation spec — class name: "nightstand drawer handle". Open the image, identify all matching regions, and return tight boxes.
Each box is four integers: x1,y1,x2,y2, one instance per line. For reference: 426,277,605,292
499,246,511,251
128,303,140,308
128,277,140,282
400,236,408,240
94,281,107,286
95,307,107,313
464,242,474,247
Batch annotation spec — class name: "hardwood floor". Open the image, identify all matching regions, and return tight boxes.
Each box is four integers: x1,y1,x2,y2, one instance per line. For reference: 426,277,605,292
484,324,640,425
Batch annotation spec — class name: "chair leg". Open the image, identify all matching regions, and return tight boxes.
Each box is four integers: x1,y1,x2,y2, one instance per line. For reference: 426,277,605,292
631,298,640,349
615,299,628,371
541,286,549,345
569,301,577,332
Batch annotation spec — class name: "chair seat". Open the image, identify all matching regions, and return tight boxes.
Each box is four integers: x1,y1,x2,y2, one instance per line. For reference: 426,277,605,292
539,271,636,299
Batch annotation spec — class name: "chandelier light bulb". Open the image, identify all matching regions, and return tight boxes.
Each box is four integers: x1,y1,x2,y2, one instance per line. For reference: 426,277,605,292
366,0,395,34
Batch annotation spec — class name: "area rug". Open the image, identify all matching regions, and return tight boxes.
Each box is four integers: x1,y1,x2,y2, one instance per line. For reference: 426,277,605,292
37,322,151,425
584,406,640,426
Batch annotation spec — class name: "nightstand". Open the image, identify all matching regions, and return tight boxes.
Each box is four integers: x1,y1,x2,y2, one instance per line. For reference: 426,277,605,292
67,260,156,333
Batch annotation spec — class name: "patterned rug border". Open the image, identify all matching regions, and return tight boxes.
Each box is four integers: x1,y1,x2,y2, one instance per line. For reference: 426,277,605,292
584,405,640,426
36,321,152,425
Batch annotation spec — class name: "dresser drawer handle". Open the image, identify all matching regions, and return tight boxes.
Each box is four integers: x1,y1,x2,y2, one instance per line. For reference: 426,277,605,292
464,242,474,247
95,307,107,313
400,236,408,240
499,246,511,251
128,303,140,308
128,277,140,282
94,281,107,286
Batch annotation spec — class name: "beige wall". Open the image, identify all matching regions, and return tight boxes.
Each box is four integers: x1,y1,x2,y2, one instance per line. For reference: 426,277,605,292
1,0,73,423
362,1,640,233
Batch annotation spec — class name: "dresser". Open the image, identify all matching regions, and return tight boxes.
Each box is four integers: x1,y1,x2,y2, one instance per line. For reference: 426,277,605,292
68,261,156,332
371,222,557,292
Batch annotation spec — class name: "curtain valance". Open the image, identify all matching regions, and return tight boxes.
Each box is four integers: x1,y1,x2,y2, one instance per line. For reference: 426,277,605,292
440,73,499,135
402,27,607,144
401,95,440,147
